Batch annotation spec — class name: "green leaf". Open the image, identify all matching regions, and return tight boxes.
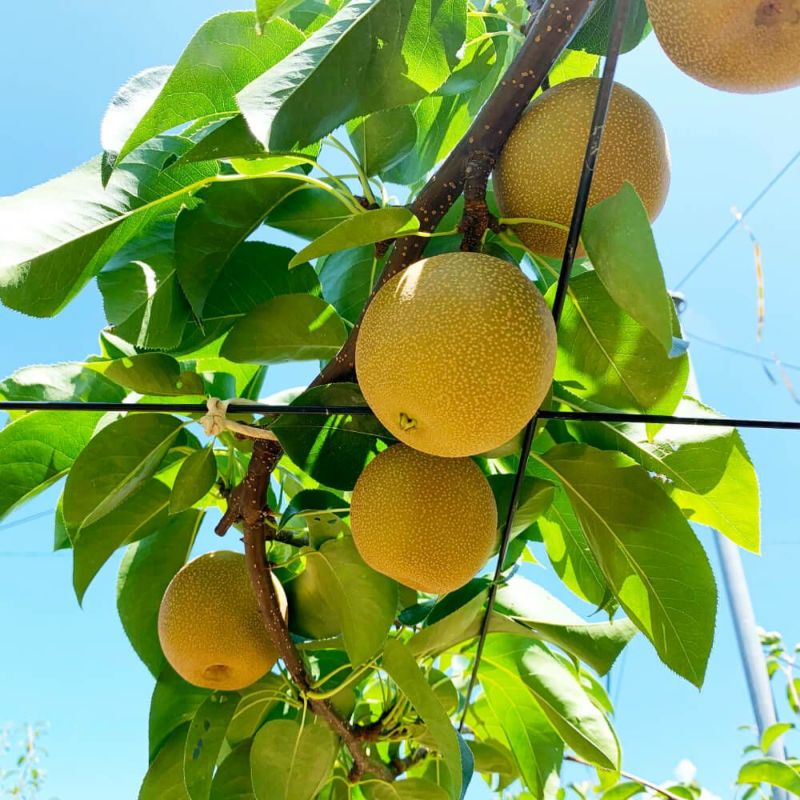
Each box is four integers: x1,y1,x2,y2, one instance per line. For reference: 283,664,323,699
0,362,124,404
73,478,171,603
471,664,563,798
0,411,102,520
738,758,800,794
487,475,554,539
87,354,204,396
538,444,717,686
382,639,464,800
555,390,761,553
318,246,378,324
495,576,636,675
250,719,338,800
569,0,651,55
407,590,486,659
63,413,183,529
582,183,673,353
290,207,419,267
150,666,211,762
467,739,518,780
271,383,391,490
184,693,239,800
279,488,348,531
171,448,217,514
117,509,202,675
347,108,417,176
483,635,619,770
238,0,466,150
175,174,301,317
221,295,346,364
365,778,449,800
139,724,191,800
600,783,646,800
114,13,305,163
226,674,288,746
303,536,397,665
210,741,254,800
0,138,217,317
97,220,191,351
267,187,354,239
760,722,794,754
552,272,688,414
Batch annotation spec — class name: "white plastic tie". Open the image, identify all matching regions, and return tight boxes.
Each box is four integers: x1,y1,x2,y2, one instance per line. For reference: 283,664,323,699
200,397,278,441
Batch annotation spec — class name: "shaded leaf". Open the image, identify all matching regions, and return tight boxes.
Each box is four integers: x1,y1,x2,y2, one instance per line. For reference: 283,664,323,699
347,108,417,176
150,666,210,762
63,413,183,529
267,187,354,239
569,0,651,55
171,448,217,514
210,741,254,800
221,295,347,364
487,475,554,539
238,0,466,150
88,354,204,396
139,724,191,800
250,719,338,800
365,778,449,800
318,246,378,324
117,509,202,675
185,692,239,800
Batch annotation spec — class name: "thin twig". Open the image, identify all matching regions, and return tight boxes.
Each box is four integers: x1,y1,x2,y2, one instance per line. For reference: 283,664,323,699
566,755,684,800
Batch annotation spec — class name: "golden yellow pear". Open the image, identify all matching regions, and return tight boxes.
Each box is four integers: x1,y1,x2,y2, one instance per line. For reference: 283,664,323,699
494,78,670,258
158,551,287,690
349,444,497,594
355,252,557,457
646,0,800,93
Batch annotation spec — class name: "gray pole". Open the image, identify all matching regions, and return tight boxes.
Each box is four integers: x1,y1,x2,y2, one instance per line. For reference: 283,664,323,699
675,294,788,800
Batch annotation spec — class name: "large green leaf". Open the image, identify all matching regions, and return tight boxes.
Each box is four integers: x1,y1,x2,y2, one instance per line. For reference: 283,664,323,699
555,390,761,553
318,246,378,324
113,13,305,163
267,187,354,240
184,693,239,800
487,475,554,539
221,295,347,364
0,362,124,404
303,536,397,665
63,413,183,529
383,640,465,799
495,576,636,675
271,383,391,490
472,664,563,798
290,207,418,267
210,741,254,800
538,444,717,686
170,448,217,514
139,724,191,800
250,719,338,800
582,184,672,354
226,674,288,746
97,220,191,351
175,174,301,317
237,0,466,150
483,635,619,770
87,354,204,397
737,758,800,794
568,0,651,55
150,666,211,762
117,509,202,676
0,411,102,520
0,138,216,317
346,108,417,176
365,779,449,800
548,272,688,415
72,478,171,603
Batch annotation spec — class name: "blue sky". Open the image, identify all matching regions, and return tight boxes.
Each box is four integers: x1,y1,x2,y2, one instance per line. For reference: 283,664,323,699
2,4,800,799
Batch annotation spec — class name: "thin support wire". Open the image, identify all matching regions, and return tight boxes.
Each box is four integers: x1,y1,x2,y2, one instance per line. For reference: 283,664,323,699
457,0,632,733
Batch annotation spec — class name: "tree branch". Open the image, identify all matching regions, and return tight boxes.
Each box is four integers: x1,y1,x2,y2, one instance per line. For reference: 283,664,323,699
239,440,391,782
565,755,685,800
311,0,596,387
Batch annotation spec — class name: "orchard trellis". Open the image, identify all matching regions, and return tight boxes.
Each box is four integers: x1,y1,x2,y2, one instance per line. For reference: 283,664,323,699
2,0,799,797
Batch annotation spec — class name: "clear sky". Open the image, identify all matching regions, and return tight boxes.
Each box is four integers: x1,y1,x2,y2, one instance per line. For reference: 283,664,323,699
1,4,799,799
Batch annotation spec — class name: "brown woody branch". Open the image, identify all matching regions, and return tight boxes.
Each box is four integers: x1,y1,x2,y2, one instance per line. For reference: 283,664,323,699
458,150,499,252
311,0,596,388
236,440,392,782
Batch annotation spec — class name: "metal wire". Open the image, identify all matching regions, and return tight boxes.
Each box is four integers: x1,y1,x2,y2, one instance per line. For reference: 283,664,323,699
457,0,633,734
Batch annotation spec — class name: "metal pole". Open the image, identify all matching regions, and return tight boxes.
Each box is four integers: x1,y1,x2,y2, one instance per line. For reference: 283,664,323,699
676,294,788,800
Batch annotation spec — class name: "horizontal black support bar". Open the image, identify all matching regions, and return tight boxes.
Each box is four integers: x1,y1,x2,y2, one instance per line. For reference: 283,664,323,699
2,400,800,431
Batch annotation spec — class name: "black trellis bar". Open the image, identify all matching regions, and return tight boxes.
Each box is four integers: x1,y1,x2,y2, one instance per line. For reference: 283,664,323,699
2,400,800,430
457,0,633,733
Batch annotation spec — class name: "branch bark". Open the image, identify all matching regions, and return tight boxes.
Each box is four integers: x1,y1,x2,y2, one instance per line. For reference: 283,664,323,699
312,0,596,387
239,439,391,782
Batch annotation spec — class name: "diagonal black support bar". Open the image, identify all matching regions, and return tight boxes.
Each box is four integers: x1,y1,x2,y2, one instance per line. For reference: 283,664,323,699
458,0,633,734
